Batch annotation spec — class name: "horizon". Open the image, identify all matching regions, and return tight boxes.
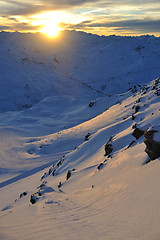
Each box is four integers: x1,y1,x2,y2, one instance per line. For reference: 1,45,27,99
0,29,160,39
0,1,160,38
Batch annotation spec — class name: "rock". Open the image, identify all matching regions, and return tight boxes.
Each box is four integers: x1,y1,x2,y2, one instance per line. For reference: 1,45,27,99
20,192,27,198
30,194,37,204
58,182,62,188
85,133,90,141
135,106,140,113
144,129,160,160
89,101,96,107
132,124,137,129
132,114,135,120
136,98,141,103
97,163,104,170
66,170,72,180
38,191,42,196
41,172,46,180
37,182,46,189
132,127,144,139
57,160,62,167
104,143,113,156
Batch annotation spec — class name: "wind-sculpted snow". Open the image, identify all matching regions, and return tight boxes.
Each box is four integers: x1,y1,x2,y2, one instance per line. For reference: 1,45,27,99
0,31,160,240
0,77,160,239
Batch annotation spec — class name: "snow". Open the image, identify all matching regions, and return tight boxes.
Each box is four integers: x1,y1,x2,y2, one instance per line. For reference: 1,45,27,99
0,30,160,240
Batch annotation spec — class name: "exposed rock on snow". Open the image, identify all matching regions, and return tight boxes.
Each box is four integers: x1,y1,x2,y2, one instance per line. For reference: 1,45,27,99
30,194,38,204
89,101,96,107
104,143,113,156
132,127,144,139
19,192,27,198
58,182,62,188
85,132,90,141
66,170,72,180
97,163,104,170
135,105,140,114
144,129,160,160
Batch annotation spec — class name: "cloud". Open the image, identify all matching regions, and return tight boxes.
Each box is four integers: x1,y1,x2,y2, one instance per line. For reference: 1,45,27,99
2,0,159,16
13,22,42,31
0,0,98,16
60,18,160,34
0,0,160,35
0,16,41,32
0,25,11,30
8,17,19,22
92,18,160,32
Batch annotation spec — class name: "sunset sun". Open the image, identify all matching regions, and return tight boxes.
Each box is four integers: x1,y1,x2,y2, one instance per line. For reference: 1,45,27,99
31,11,89,38
40,21,61,38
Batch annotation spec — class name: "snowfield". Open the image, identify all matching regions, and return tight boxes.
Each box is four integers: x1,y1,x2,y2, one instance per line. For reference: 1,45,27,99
0,30,160,240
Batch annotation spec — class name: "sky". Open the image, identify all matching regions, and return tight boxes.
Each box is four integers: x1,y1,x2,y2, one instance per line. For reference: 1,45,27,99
0,0,160,37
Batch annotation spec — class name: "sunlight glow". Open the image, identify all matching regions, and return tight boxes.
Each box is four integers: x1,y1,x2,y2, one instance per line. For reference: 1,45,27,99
31,11,89,38
40,21,61,37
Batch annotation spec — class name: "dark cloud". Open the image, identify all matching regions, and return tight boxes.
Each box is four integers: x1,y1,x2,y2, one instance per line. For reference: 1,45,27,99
0,0,98,16
0,17,41,32
61,18,160,34
60,20,92,29
0,25,11,30
90,18,160,31
2,0,159,16
13,22,42,31
8,17,19,22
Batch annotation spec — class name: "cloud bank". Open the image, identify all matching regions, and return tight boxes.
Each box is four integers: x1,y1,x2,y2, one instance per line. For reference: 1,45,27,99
0,0,160,36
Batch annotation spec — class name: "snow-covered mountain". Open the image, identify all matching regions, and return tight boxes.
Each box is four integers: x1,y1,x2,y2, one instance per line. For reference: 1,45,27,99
0,31,160,240
0,31,160,113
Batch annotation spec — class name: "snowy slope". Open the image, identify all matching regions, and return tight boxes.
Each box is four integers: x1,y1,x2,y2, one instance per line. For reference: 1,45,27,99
0,31,160,240
0,31,160,112
0,78,160,240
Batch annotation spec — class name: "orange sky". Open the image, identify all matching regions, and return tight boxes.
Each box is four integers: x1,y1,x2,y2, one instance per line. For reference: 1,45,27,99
0,0,160,36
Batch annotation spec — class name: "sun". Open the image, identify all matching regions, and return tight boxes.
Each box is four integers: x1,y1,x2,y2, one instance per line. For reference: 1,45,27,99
40,22,61,38
31,10,89,38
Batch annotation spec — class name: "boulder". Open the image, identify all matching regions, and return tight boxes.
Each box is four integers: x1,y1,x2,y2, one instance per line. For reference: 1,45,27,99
66,170,72,180
97,163,104,170
132,127,144,139
85,133,90,141
20,192,27,198
104,143,113,156
135,105,140,113
30,194,37,204
144,129,160,160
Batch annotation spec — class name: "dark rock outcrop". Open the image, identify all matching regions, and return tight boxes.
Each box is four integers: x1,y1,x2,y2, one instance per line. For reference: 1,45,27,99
97,163,104,170
144,129,160,160
58,182,62,188
89,101,96,107
85,133,90,141
20,192,27,198
104,143,113,156
132,127,144,139
30,194,37,204
66,170,72,180
135,106,140,114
